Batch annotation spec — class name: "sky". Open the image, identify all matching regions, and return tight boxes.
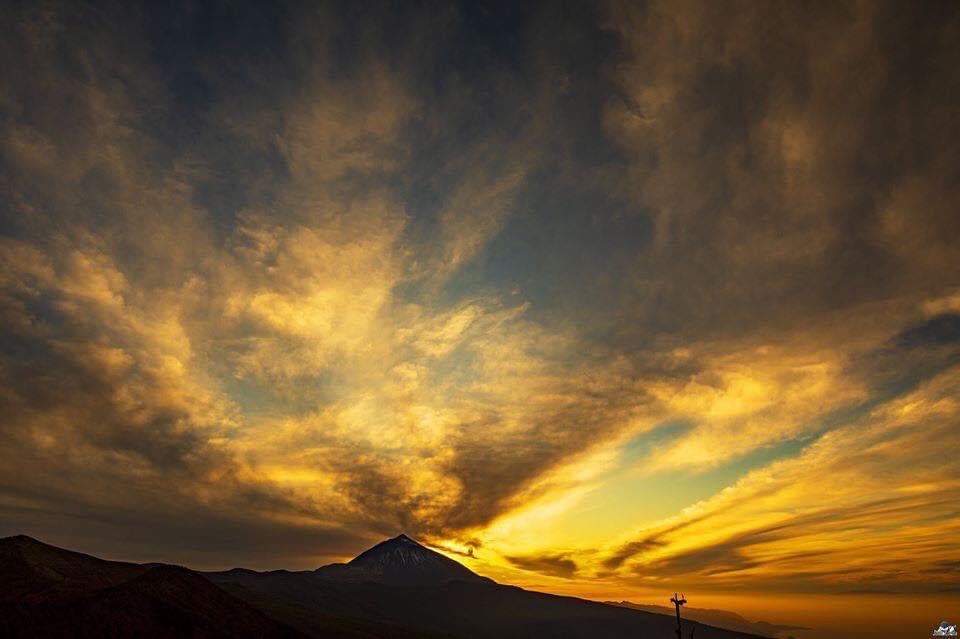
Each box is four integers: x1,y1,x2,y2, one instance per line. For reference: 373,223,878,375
1,1,959,637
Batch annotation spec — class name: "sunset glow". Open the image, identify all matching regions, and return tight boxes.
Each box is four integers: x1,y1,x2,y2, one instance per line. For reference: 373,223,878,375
2,2,959,637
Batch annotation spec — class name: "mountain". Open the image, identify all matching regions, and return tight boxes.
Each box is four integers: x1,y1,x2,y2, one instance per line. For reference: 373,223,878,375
1,533,772,639
335,533,492,585
205,534,771,639
0,535,302,639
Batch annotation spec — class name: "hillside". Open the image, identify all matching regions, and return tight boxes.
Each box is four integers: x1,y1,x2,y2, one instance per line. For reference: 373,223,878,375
0,533,772,639
0,535,301,639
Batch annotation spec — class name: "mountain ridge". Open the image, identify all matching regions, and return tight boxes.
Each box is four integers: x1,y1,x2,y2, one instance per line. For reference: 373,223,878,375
0,534,302,638
1,534,771,639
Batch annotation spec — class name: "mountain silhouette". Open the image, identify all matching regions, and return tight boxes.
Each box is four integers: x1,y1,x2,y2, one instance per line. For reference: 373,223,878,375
336,534,492,585
1,533,771,639
205,534,769,639
0,535,301,638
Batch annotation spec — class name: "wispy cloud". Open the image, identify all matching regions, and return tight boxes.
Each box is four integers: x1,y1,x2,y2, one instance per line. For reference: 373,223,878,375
597,363,960,592
506,551,579,578
0,1,958,606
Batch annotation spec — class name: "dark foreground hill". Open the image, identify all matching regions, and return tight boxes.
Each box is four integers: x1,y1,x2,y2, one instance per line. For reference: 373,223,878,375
0,535,301,639
0,533,770,639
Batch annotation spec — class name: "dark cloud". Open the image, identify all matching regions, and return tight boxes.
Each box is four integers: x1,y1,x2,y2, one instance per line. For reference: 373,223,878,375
603,0,960,340
428,542,475,559
894,314,960,349
602,537,664,571
505,552,578,578
0,486,366,570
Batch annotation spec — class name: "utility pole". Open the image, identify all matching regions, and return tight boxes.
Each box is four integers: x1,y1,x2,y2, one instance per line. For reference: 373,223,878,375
670,592,687,639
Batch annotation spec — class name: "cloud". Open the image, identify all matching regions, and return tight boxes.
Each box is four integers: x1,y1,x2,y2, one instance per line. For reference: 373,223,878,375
0,0,958,602
598,362,960,592
506,551,579,578
894,313,960,349
602,0,960,335
0,0,651,563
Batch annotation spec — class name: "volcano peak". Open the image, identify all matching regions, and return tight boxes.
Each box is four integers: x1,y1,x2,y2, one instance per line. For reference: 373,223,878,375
342,534,490,585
